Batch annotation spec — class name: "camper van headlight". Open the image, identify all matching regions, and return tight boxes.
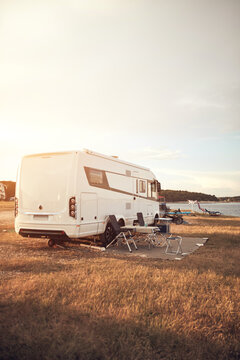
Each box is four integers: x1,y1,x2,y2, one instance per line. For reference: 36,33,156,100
15,197,18,217
69,197,76,218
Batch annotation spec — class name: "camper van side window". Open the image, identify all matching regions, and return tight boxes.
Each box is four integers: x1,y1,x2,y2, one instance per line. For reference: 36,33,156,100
84,167,109,188
136,179,138,193
89,169,104,185
139,180,146,193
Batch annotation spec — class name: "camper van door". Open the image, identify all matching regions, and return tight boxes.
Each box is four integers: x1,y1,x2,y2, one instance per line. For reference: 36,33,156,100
79,192,98,236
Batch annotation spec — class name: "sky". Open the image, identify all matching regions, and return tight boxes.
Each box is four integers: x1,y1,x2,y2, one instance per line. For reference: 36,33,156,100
0,0,240,197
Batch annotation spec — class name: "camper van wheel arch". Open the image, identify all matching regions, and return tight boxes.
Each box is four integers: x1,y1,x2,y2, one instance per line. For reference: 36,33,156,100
48,239,55,247
118,218,125,227
100,222,116,246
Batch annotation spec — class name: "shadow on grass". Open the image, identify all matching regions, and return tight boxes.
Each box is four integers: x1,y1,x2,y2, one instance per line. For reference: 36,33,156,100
0,299,239,360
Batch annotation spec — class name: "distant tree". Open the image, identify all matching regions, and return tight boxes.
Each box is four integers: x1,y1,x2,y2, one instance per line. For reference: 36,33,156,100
218,196,240,202
1,181,16,200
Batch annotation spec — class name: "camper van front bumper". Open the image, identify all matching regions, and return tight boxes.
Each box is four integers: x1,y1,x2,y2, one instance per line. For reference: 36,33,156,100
19,228,68,239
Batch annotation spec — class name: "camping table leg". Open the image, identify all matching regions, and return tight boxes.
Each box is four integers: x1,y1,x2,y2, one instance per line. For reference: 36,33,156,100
124,234,132,252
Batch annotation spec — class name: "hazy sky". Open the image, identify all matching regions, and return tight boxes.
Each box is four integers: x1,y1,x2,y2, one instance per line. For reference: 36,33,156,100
1,0,240,196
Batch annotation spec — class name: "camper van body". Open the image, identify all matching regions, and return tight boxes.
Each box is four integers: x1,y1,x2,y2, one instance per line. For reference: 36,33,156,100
15,150,161,244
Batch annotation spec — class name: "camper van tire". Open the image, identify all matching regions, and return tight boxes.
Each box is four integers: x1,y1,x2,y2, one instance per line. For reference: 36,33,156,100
48,239,55,247
100,222,116,246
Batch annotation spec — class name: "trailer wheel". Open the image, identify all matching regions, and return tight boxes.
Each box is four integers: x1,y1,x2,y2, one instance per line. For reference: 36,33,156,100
48,238,55,247
100,222,115,246
173,217,183,225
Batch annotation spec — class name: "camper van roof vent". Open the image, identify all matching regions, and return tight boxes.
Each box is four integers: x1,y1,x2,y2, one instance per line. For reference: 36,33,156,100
83,149,93,154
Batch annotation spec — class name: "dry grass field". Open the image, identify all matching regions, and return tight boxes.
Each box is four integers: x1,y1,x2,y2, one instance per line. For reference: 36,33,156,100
0,202,239,360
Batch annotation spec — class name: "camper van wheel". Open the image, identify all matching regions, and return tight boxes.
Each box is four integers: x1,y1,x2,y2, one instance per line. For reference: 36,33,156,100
100,222,115,246
48,239,55,247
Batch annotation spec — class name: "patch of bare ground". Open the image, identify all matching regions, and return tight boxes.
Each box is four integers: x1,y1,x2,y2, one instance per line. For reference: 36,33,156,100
0,214,239,360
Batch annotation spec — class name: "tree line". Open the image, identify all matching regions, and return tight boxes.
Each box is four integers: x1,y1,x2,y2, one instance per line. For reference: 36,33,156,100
0,181,239,202
161,189,218,202
0,181,16,200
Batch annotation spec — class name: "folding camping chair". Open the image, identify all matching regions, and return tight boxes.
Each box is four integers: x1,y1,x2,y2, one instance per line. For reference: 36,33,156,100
154,214,183,255
136,212,146,227
165,235,183,255
106,215,138,253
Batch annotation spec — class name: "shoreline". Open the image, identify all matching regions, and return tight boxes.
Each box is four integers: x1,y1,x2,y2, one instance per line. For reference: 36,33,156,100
167,200,240,204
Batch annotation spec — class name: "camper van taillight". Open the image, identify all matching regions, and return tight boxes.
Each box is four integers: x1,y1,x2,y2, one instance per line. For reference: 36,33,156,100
69,197,76,218
15,197,18,217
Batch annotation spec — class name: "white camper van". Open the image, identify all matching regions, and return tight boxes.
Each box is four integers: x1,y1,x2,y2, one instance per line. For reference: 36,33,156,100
15,149,161,246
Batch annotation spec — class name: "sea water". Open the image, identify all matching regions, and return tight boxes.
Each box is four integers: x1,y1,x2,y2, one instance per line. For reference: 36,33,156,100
166,202,240,217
